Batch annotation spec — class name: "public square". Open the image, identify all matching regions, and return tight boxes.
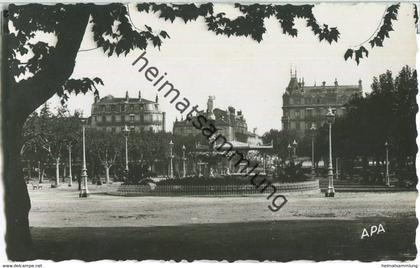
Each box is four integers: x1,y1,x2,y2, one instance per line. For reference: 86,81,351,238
27,185,417,261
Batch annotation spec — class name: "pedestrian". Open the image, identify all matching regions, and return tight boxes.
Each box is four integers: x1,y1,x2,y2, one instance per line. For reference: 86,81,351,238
77,174,81,191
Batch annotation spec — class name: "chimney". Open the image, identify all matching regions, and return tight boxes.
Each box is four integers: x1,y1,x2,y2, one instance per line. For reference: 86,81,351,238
155,94,159,103
322,81,326,87
138,90,142,101
125,91,129,102
334,78,338,86
302,77,305,87
228,106,235,114
207,96,216,120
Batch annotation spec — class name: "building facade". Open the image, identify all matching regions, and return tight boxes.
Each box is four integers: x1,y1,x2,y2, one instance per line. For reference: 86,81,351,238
173,96,255,143
89,91,165,133
281,71,362,136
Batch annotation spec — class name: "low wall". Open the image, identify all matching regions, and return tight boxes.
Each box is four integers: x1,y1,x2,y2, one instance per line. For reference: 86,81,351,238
108,180,320,196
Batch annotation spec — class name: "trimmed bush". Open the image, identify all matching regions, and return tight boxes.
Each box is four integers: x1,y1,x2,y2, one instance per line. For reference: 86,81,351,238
156,175,268,186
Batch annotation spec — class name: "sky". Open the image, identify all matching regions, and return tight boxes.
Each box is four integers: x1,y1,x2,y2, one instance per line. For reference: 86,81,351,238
43,3,417,135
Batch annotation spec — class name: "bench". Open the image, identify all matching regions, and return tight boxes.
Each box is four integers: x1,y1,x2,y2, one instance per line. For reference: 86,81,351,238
31,182,43,190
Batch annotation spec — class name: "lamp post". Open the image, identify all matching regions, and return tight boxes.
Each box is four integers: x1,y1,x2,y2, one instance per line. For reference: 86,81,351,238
182,145,186,178
309,123,317,178
169,140,174,179
335,157,340,180
79,119,89,198
292,139,298,159
122,125,129,180
287,144,292,160
385,141,390,187
38,161,42,183
68,144,72,187
325,107,335,197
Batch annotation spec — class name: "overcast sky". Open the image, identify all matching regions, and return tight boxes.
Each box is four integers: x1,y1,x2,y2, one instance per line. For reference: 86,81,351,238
44,3,416,135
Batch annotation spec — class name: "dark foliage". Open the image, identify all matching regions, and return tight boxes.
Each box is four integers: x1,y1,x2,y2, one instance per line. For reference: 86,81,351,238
316,66,418,184
274,161,310,182
344,4,401,65
156,175,263,186
138,3,340,43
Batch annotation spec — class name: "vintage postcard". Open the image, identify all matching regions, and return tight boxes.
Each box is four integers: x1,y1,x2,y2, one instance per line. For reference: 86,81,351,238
1,1,418,266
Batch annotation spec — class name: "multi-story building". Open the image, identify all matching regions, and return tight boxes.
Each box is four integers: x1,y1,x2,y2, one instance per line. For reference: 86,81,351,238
173,96,251,143
89,91,165,133
281,71,362,136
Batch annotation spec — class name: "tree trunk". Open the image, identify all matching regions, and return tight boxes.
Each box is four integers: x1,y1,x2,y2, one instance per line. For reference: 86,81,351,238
39,168,44,183
105,166,110,184
2,6,90,260
3,117,33,260
27,162,31,181
55,158,60,186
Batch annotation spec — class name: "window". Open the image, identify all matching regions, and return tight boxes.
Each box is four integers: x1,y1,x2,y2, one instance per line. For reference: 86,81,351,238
112,115,115,122
93,116,97,122
102,115,106,122
130,114,135,123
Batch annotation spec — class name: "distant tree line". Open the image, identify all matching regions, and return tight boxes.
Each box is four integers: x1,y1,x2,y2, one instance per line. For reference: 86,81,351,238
21,107,206,184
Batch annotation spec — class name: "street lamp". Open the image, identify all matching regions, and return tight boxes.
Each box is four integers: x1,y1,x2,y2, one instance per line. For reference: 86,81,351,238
122,125,129,179
182,145,186,178
309,123,317,178
385,141,390,186
169,140,174,179
287,144,292,160
79,119,89,198
325,107,335,197
292,139,298,159
67,144,72,187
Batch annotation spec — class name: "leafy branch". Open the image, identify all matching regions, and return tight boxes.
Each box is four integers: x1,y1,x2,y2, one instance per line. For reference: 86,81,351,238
344,4,400,65
137,3,340,43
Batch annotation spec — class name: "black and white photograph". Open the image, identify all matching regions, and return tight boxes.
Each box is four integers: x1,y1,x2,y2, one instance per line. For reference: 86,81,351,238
1,1,419,266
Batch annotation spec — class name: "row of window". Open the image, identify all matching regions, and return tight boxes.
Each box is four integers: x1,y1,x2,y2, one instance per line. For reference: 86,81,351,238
286,108,342,120
96,126,159,133
287,96,350,105
95,103,158,113
93,114,162,123
290,121,320,130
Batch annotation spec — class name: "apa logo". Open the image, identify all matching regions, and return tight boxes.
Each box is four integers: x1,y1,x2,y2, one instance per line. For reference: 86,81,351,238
361,224,385,239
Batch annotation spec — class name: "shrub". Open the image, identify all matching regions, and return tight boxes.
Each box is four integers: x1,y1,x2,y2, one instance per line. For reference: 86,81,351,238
156,175,268,186
274,161,310,182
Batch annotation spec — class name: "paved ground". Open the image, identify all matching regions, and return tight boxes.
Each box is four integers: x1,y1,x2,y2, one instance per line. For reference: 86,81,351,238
27,184,417,261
